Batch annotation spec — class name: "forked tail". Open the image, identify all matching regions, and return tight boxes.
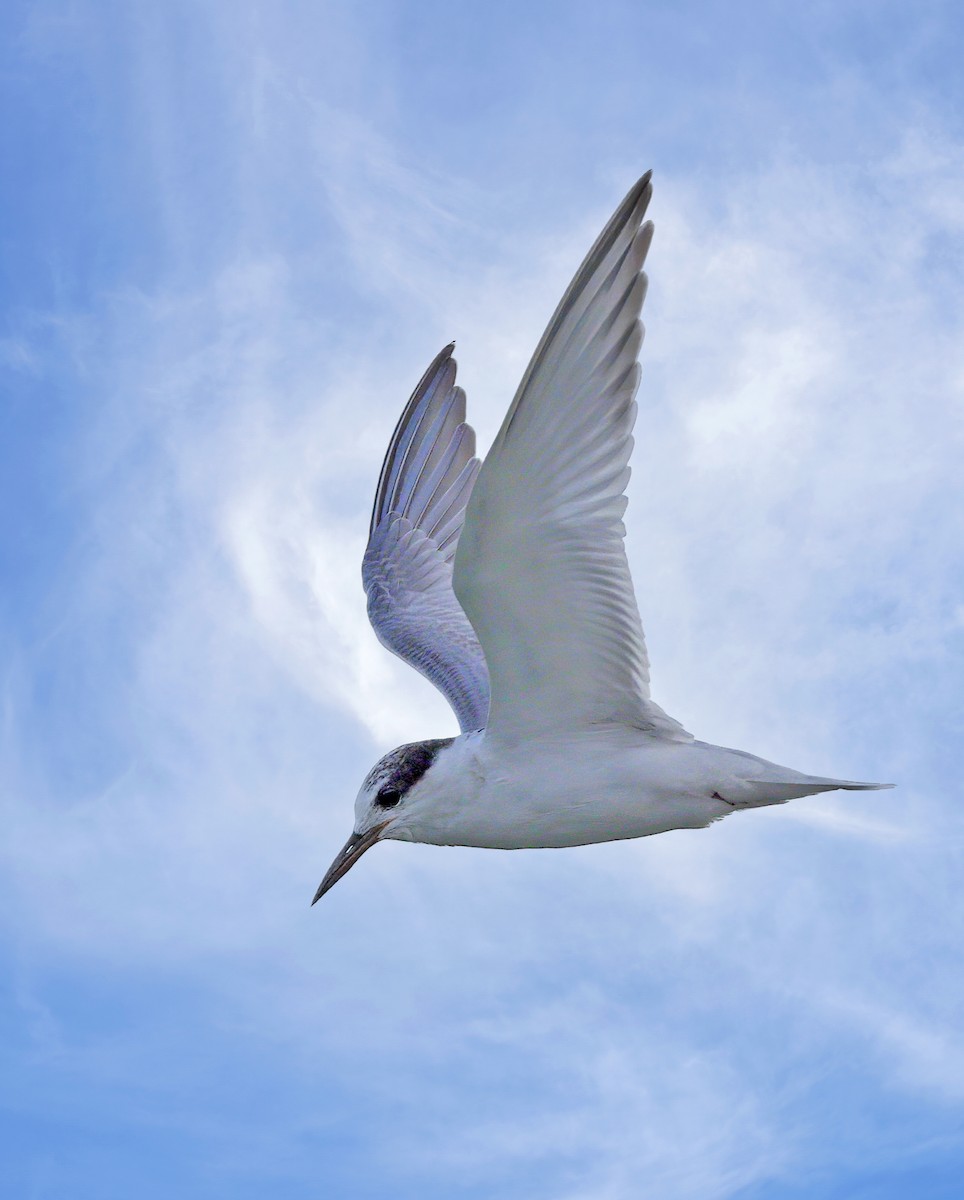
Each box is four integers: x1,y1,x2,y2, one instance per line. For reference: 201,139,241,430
734,775,894,808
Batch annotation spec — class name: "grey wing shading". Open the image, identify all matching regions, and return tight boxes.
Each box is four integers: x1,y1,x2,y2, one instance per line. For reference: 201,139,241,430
362,344,491,733
453,172,690,742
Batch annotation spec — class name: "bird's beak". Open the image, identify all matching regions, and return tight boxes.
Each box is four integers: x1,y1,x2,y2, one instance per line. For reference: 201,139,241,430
311,822,389,904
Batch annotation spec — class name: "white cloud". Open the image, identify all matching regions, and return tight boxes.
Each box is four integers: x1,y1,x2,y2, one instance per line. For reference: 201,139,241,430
822,992,964,1103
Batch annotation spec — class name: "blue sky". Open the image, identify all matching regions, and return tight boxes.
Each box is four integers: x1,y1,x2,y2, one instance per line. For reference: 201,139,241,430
2,1,963,1197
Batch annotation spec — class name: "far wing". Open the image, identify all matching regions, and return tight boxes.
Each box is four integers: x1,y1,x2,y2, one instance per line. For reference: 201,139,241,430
453,173,689,742
363,344,490,733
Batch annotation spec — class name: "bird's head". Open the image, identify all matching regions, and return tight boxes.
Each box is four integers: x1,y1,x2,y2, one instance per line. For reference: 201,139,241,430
311,737,455,903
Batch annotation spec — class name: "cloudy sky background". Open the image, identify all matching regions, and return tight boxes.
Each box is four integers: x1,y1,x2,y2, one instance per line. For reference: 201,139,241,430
2,2,963,1197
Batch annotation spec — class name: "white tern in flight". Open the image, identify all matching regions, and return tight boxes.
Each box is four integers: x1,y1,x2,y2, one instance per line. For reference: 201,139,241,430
314,172,890,902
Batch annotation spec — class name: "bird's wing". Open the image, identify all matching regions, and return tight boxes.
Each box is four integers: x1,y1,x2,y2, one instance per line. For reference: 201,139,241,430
453,173,689,742
363,344,491,733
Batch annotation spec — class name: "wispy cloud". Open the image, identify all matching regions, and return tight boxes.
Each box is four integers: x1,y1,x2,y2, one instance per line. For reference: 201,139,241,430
2,4,963,1198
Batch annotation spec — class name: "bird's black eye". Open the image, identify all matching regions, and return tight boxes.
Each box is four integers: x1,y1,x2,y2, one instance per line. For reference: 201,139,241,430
376,788,402,808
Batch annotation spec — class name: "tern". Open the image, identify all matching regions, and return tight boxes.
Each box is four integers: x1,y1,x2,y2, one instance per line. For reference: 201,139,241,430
313,171,890,902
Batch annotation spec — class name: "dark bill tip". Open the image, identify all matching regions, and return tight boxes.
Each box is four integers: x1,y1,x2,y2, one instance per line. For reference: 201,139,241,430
311,823,387,904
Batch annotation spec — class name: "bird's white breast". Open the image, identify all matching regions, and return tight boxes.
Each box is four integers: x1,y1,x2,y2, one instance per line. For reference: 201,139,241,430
398,727,733,850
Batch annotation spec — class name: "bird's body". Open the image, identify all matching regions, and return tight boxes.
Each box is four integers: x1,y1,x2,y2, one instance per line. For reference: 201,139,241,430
314,171,889,901
367,729,882,852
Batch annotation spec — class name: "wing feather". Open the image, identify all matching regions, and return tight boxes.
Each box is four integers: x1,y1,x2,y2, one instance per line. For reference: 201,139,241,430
453,173,689,742
363,345,490,733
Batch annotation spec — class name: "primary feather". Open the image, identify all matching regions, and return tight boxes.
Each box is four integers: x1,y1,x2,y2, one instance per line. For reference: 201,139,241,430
363,344,490,733
453,172,688,742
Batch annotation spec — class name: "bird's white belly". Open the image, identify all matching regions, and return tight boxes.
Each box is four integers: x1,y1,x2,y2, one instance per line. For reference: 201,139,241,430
417,734,732,850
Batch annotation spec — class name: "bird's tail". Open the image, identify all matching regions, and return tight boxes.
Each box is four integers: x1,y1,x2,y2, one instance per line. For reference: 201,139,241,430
704,741,894,808
732,774,893,808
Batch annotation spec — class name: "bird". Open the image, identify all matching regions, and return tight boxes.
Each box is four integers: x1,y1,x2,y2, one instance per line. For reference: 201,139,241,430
313,171,890,903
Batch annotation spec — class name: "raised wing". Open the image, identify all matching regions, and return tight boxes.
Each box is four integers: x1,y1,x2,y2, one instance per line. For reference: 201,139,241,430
453,172,689,742
363,344,490,733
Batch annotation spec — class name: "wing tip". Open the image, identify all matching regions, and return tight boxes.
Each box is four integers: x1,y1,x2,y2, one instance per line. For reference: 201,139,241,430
427,341,456,371
370,343,460,535
626,170,653,211
589,170,654,272
600,172,654,247
418,342,457,383
435,340,458,372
